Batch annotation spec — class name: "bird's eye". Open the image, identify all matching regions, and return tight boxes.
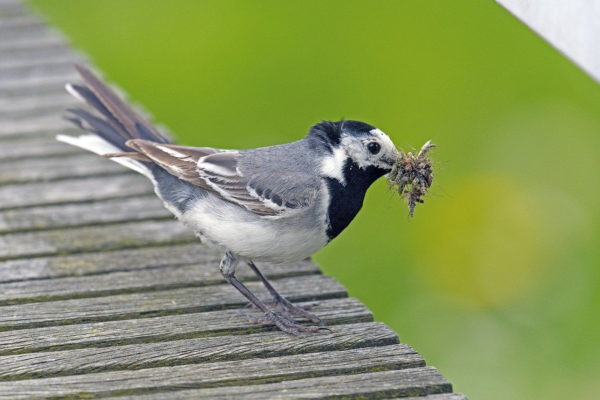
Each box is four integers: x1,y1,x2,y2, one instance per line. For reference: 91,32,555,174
367,142,381,154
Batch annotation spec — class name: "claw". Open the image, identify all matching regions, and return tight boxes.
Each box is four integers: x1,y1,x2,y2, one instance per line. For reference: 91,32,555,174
274,297,322,324
263,311,330,335
246,299,322,324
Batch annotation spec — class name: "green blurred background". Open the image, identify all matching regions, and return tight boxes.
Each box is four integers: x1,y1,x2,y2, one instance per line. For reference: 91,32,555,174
27,1,600,398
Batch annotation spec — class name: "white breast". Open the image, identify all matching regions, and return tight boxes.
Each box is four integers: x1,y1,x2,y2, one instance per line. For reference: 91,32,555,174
178,188,330,264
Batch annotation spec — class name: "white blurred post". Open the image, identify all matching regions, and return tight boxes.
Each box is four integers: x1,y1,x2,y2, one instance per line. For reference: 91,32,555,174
496,0,600,83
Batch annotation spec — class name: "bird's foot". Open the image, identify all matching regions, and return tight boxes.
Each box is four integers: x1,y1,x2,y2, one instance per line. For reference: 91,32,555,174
272,296,322,324
245,298,322,324
258,310,330,335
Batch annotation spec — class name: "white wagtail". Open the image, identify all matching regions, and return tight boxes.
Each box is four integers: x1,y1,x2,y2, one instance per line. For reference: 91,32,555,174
58,65,400,334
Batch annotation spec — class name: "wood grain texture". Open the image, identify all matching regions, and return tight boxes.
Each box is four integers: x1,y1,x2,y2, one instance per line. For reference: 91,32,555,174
0,32,63,50
385,395,468,400
0,15,43,33
0,14,40,27
0,322,397,380
0,174,153,209
0,114,74,137
0,41,71,64
0,72,75,99
0,258,318,304
0,136,80,160
0,243,222,282
0,49,76,67
0,91,71,107
0,1,27,19
0,195,169,233
0,17,53,43
0,97,76,120
0,274,347,330
110,367,450,400
0,152,126,184
0,344,420,399
0,298,369,355
0,219,195,260
0,57,75,83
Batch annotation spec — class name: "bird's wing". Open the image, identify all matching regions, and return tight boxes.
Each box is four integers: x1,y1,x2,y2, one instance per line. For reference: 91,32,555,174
125,139,321,217
124,139,216,189
197,150,321,216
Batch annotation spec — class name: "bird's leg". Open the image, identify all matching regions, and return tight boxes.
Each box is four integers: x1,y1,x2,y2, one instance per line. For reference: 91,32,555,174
219,252,326,334
246,260,322,324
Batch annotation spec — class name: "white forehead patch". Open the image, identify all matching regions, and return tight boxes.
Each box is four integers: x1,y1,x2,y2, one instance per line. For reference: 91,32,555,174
338,127,399,170
320,146,347,185
370,128,393,146
369,128,397,155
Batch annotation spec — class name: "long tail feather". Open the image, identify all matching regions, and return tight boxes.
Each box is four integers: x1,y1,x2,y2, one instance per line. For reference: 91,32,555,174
72,64,169,144
56,133,153,178
58,64,171,179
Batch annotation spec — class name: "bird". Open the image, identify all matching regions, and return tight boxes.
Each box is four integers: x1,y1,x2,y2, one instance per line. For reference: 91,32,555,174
57,64,400,334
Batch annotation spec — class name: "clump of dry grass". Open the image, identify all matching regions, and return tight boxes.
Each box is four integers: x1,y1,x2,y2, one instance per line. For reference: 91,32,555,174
388,140,436,217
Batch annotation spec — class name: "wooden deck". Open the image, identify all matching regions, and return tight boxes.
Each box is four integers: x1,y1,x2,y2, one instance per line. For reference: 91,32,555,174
0,1,465,398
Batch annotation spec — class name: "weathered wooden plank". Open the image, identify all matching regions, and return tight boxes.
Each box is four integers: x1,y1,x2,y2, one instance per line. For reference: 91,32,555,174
0,16,52,42
0,40,71,61
0,174,153,210
0,104,72,122
0,136,80,160
0,15,39,30
0,298,368,355
0,153,126,185
0,258,318,304
0,72,76,98
0,53,76,70
0,14,39,28
0,322,396,380
0,1,28,20
0,92,75,111
0,33,63,50
0,344,419,399
0,12,38,27
110,367,449,400
0,274,346,330
0,195,169,233
0,98,75,121
0,58,76,83
0,243,220,282
386,395,467,400
0,153,125,184
0,219,195,260
0,114,72,137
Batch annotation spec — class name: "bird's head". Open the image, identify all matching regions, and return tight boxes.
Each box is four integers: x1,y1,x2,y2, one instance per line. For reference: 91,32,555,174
308,120,399,184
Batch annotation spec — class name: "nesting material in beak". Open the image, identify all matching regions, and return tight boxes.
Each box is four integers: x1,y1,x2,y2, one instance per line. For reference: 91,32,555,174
388,140,436,217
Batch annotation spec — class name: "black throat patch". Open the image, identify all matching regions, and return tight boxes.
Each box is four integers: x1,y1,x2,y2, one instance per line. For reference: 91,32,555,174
325,160,388,241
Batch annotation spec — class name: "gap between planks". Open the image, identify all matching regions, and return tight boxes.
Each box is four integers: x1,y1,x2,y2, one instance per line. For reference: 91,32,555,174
0,195,170,235
0,297,371,355
0,174,155,211
0,153,130,186
0,274,347,331
0,344,424,399
0,218,198,261
95,368,450,400
0,243,224,283
0,322,399,381
0,258,320,305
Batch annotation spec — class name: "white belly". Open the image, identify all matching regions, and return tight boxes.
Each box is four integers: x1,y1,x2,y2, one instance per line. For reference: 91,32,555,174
179,193,329,264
